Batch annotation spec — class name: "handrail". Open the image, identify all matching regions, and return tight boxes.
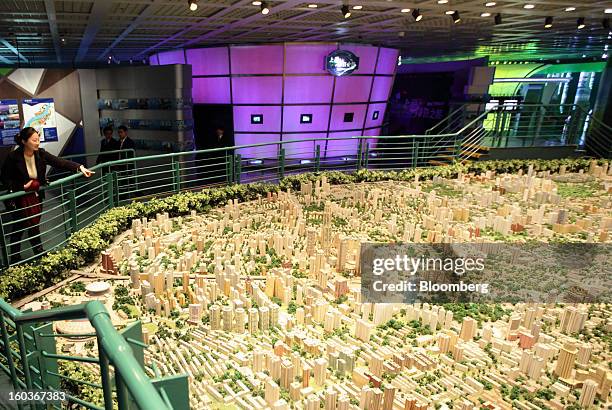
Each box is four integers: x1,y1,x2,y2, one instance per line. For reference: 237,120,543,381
0,299,172,410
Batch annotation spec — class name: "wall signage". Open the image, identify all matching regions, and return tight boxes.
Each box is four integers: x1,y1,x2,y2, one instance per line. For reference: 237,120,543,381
326,50,359,76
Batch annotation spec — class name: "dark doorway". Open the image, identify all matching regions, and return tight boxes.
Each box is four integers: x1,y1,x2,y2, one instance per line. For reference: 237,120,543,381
193,104,234,150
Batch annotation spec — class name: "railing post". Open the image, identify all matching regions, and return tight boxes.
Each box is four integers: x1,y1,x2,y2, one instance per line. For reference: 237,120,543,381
534,106,545,146
234,154,242,185
278,148,285,180
363,142,370,169
97,343,114,410
226,152,234,184
105,172,116,209
68,189,78,233
172,157,181,193
0,216,8,269
0,314,21,405
315,145,321,172
116,373,130,410
413,141,419,168
356,138,363,170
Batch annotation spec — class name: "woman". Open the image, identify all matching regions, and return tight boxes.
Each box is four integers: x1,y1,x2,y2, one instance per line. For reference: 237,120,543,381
1,127,94,264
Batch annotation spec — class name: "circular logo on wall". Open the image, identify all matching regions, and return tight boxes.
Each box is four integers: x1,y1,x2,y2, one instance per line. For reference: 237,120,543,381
325,50,360,76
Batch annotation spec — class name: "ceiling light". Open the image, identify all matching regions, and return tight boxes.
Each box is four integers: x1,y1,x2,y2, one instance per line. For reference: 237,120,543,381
481,12,491,17
401,8,410,13
523,4,535,9
437,0,448,4
252,1,261,5
261,1,270,14
452,11,461,23
577,17,585,29
603,18,610,29
544,16,553,28
485,2,496,6
341,5,351,18
564,7,575,11
603,53,608,59
352,5,363,10
445,10,455,15
606,9,612,14
308,4,318,7
412,8,422,21
188,0,197,11
494,13,502,25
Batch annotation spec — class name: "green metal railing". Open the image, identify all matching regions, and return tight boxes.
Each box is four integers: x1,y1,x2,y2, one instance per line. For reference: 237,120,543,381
0,299,185,410
0,100,608,409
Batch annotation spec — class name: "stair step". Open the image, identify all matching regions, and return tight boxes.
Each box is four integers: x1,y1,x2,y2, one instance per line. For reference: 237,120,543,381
462,143,490,151
428,159,451,166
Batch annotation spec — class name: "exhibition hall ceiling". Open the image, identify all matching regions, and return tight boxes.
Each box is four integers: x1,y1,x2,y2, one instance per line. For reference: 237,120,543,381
0,0,610,65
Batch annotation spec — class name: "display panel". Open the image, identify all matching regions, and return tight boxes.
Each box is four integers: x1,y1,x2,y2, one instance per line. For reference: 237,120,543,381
157,50,185,65
330,104,367,131
192,77,231,104
233,106,281,132
22,98,58,142
230,45,284,75
370,76,394,102
282,105,330,133
283,76,334,104
333,76,373,103
281,133,319,159
186,47,230,76
340,45,379,74
0,99,20,146
365,103,387,128
375,47,400,74
232,77,282,104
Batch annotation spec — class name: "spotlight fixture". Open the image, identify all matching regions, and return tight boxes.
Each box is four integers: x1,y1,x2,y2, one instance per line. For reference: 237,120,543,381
602,18,610,29
401,8,410,13
352,5,362,10
481,12,491,17
452,11,461,23
564,7,575,11
341,4,351,18
577,17,585,29
494,13,502,25
544,16,553,28
485,2,496,6
606,8,612,14
445,10,455,15
188,0,197,11
261,1,270,14
412,8,422,21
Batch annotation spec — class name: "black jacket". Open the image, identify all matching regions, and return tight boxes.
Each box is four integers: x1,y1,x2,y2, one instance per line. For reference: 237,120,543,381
1,147,81,201
118,136,135,158
96,138,120,165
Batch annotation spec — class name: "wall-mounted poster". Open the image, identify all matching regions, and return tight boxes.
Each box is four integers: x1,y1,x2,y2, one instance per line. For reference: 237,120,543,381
0,99,20,146
22,98,58,142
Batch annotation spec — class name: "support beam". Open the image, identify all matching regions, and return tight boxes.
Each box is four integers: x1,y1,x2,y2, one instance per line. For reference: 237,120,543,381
75,1,114,62
0,54,11,64
133,0,253,59
43,0,62,63
96,0,166,61
0,39,28,63
182,0,305,47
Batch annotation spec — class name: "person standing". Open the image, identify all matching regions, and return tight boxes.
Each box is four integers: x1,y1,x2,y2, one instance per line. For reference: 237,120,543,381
1,127,94,264
210,126,232,184
96,126,119,171
116,125,136,199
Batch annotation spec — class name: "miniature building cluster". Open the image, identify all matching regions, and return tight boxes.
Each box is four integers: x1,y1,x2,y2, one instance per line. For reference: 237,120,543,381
34,163,611,409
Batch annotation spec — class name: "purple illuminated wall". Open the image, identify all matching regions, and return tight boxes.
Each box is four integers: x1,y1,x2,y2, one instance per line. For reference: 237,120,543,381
150,43,398,158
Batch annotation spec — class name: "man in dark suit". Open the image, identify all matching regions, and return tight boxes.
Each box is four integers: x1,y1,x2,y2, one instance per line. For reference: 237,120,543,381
116,125,136,200
96,126,119,171
209,126,232,184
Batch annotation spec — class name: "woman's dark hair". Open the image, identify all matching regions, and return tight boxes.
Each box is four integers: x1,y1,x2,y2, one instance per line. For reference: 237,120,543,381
15,127,38,147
